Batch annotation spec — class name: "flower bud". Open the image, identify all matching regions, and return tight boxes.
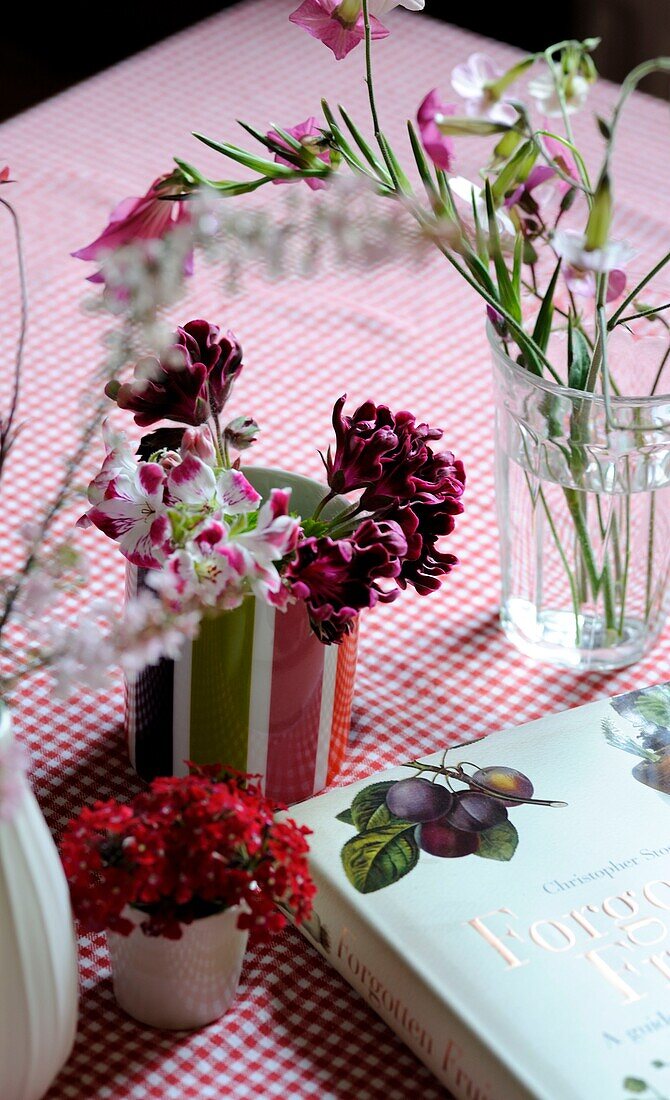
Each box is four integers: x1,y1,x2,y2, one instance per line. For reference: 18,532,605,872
335,0,361,23
585,172,611,252
224,416,260,452
181,425,218,464
437,116,512,136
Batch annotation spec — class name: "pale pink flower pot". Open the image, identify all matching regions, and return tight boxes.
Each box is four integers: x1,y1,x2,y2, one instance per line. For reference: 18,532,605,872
107,905,248,1030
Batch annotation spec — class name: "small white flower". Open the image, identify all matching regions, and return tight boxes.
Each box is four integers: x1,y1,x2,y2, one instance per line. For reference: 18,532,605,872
451,53,516,125
528,69,590,117
552,229,635,274
114,591,200,673
449,176,515,239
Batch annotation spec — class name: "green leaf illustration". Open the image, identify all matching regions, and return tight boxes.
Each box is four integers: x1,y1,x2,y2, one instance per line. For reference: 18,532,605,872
336,808,355,826
634,688,670,728
365,802,397,830
341,823,419,894
350,781,396,831
476,820,519,862
623,1078,648,1093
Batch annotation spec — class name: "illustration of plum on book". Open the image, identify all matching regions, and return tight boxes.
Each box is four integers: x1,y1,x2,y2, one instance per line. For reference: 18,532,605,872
604,684,670,795
336,757,567,894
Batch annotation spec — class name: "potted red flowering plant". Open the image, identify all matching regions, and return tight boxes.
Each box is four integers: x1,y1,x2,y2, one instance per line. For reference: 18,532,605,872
60,767,316,1030
80,317,466,802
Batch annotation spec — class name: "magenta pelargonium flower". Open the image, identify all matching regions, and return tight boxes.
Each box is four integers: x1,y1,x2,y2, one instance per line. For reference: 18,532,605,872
417,91,456,171
267,117,332,191
151,489,300,615
78,423,171,569
288,0,388,61
106,320,243,427
72,173,191,283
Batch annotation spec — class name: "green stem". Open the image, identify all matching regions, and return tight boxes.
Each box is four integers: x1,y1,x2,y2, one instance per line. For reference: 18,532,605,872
563,486,616,629
312,490,336,521
609,249,670,329
617,493,631,636
360,0,399,188
211,411,227,467
646,491,657,619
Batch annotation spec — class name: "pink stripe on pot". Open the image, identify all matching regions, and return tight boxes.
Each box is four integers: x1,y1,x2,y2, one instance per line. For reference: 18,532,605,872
264,599,325,804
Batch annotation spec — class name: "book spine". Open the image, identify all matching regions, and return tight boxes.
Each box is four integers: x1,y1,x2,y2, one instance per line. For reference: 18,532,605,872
295,869,536,1100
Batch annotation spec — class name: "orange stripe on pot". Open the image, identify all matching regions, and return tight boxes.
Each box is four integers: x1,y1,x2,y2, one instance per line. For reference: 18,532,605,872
327,617,359,784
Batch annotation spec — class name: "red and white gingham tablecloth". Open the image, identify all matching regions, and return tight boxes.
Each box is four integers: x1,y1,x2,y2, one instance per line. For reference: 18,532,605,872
2,2,670,1096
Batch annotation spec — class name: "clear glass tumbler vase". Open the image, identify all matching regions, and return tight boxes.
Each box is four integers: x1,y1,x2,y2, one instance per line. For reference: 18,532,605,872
491,330,670,670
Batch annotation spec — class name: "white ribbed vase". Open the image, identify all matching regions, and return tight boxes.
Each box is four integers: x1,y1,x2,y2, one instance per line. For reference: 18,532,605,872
0,706,79,1100
107,905,249,1030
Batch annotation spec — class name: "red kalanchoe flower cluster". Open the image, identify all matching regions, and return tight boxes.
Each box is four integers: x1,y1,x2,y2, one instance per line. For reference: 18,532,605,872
286,518,407,643
106,319,243,427
60,768,315,942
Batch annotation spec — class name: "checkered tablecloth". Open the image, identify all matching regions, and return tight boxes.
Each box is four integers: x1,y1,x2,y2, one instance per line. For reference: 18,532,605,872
2,2,670,1097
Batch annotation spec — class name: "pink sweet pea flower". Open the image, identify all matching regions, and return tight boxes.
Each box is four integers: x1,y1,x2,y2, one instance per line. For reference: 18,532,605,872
417,91,456,171
72,173,191,283
564,265,627,304
267,117,332,191
288,0,389,60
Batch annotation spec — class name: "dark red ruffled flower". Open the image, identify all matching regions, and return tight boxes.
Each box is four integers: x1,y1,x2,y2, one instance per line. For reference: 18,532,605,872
325,395,448,508
106,319,243,427
390,455,465,595
286,519,407,643
325,396,399,494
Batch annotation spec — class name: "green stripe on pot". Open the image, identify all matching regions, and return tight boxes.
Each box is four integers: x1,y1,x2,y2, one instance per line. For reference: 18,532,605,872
188,598,256,772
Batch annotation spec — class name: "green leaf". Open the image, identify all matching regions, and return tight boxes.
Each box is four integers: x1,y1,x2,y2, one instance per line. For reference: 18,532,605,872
491,140,537,205
490,55,535,95
383,137,413,195
336,808,355,826
623,1078,648,1093
341,824,419,893
318,101,372,178
476,820,519,862
337,104,391,182
485,180,521,324
568,320,591,390
407,121,441,208
532,259,561,353
192,132,314,180
350,781,395,831
512,234,523,303
596,116,612,140
634,686,670,728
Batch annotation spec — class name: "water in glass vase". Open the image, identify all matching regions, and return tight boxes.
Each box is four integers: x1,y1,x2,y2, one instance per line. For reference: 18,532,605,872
497,454,670,670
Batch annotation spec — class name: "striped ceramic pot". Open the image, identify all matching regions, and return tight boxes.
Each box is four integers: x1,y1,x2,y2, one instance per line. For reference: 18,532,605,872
125,467,359,805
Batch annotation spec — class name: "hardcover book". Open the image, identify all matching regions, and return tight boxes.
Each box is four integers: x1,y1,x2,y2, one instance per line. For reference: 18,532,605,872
286,683,670,1100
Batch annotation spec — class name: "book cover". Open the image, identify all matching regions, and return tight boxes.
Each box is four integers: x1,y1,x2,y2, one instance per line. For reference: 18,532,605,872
286,682,670,1100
